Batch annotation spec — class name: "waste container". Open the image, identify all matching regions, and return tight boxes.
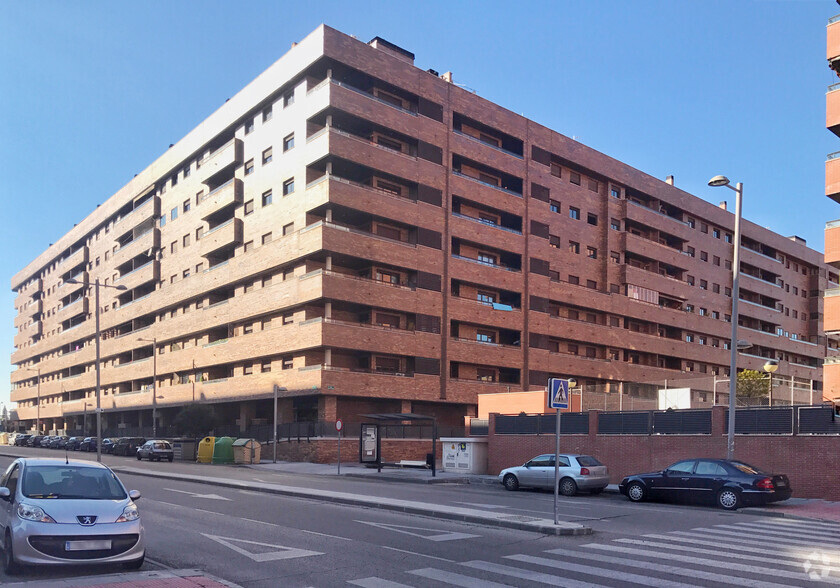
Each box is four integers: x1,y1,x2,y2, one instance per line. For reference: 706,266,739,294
0,433,8,445
211,436,235,464
196,436,216,463
233,438,261,464
172,438,197,461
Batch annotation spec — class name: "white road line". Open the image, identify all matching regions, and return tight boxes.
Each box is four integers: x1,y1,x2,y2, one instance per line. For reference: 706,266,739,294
301,529,353,541
688,527,840,548
382,546,455,563
409,567,511,587
577,544,831,585
462,560,611,587
509,554,698,588
729,521,840,539
347,578,413,588
642,533,816,558
614,538,815,569
240,517,279,527
144,556,174,570
751,517,840,531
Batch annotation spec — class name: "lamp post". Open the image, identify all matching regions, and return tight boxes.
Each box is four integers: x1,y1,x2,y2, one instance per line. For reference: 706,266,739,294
66,278,127,462
763,359,779,406
137,337,158,437
83,401,90,435
708,175,743,460
25,367,41,433
273,386,287,463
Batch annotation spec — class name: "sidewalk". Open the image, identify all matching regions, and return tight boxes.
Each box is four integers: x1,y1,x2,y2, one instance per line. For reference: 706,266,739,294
5,569,241,588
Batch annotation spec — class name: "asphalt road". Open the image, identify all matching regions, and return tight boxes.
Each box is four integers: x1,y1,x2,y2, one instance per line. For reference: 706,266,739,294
1,451,837,586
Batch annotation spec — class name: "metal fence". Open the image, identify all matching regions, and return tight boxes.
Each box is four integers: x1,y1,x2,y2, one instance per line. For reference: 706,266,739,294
494,413,589,435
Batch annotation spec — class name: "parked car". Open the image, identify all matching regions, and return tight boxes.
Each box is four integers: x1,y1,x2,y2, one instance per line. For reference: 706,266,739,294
136,440,173,462
48,437,69,449
65,437,83,451
13,435,32,447
498,453,610,496
618,458,793,511
112,438,145,457
26,436,44,448
37,436,54,448
78,438,97,452
101,439,117,454
0,457,144,574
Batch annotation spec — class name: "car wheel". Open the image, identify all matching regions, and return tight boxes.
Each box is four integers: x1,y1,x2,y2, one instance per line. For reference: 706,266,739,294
590,487,605,495
3,531,20,575
717,488,741,511
137,454,142,460
626,482,646,502
122,552,145,570
502,474,520,491
559,478,578,497
168,456,174,462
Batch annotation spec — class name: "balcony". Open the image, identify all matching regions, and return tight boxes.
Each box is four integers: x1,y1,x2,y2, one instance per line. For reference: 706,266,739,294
61,245,89,272
14,299,42,328
827,152,840,203
14,320,42,347
623,265,688,300
625,199,689,230
829,85,840,137
199,218,243,257
201,178,243,220
198,138,243,182
622,233,686,269
825,289,840,334
58,271,88,296
114,194,158,232
827,220,840,267
112,228,160,269
55,296,88,324
829,16,840,65
450,213,522,253
115,260,160,292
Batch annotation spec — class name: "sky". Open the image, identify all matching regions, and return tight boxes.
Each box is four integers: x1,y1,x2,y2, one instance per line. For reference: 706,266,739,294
0,0,836,411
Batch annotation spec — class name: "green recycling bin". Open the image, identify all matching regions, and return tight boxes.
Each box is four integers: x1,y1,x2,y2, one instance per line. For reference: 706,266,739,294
211,436,235,464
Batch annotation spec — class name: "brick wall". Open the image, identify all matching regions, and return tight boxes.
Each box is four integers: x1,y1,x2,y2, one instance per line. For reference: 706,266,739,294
273,437,441,464
487,408,840,501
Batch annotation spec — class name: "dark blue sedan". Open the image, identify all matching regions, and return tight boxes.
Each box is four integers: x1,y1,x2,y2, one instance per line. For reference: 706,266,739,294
618,458,792,510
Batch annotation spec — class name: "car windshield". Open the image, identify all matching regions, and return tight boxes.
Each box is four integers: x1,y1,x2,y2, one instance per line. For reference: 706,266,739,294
576,456,603,467
22,466,127,500
729,461,765,475
154,442,171,450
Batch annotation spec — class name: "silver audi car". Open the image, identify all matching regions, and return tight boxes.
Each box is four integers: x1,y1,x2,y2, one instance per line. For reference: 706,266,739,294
0,458,144,574
498,453,610,496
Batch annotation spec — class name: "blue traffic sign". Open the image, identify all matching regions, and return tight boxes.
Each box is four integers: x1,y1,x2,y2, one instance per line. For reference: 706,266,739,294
548,378,569,409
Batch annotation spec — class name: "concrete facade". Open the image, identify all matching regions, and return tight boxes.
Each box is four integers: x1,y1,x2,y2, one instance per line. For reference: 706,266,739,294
825,13,840,405
11,25,831,435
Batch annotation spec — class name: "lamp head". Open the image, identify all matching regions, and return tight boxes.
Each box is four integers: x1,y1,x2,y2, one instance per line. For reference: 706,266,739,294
115,285,128,291
708,175,730,187
567,378,577,389
735,339,753,351
763,359,779,374
65,278,79,285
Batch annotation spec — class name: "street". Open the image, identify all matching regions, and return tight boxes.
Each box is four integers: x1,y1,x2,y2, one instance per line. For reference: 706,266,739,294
0,452,837,586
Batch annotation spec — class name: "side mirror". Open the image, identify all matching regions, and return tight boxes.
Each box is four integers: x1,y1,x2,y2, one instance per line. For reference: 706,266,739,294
128,490,141,501
0,487,10,501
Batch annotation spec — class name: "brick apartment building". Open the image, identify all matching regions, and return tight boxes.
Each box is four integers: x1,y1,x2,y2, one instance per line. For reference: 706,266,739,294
10,25,831,435
825,11,840,405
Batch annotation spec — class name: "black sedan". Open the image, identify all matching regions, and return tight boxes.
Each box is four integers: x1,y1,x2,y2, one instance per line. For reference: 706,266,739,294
78,437,98,452
65,436,84,451
13,434,32,446
619,458,792,510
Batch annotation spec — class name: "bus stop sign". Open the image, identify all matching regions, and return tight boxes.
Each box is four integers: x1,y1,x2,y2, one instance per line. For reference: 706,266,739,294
548,378,569,410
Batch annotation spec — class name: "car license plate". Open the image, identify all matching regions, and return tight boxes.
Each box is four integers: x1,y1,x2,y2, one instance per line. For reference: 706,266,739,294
776,481,786,487
65,540,112,551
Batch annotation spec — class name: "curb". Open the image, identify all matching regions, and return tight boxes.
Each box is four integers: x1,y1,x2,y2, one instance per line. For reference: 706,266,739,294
4,568,243,588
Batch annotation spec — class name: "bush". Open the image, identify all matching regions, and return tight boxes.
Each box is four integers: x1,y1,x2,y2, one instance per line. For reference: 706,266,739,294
173,405,217,438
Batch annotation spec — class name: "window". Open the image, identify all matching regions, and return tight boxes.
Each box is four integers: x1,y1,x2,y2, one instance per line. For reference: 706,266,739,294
476,330,496,343
283,133,295,152
477,252,497,265
196,190,205,204
700,279,707,290
569,241,580,254
549,200,561,213
282,313,294,325
196,263,204,273
476,368,496,382
569,275,580,285
586,246,597,259
170,274,177,284
262,232,272,245
713,283,720,294
725,233,732,243
568,344,579,355
262,275,272,287
686,333,694,343
263,106,273,122
610,251,620,264
700,251,708,262
281,356,293,370
375,269,399,284
587,213,598,226
712,311,719,320
686,247,695,258
244,200,254,215
477,291,496,304
687,275,695,286
549,235,560,248
170,241,177,254
244,240,254,253
725,260,732,270
170,207,178,221
262,147,273,164
724,286,731,296
570,172,581,186
245,118,255,134
610,219,620,231
700,223,708,234
262,190,273,207
283,90,294,107
243,323,254,334
183,234,190,247
713,255,720,266
713,228,720,239
586,279,597,289
569,207,580,220
261,362,272,373
244,159,254,175
588,179,598,192
699,308,707,316
183,165,191,178
196,227,204,240
610,186,621,199
283,178,295,195
183,200,191,213
171,174,178,187
687,217,695,229
282,222,294,236
183,269,190,279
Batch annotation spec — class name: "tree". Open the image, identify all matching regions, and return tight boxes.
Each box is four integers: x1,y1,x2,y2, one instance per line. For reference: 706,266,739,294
173,405,217,438
737,370,770,399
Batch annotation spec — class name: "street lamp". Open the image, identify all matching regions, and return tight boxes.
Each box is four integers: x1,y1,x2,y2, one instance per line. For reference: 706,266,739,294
273,386,287,463
763,359,779,406
708,175,743,460
25,367,41,433
66,278,127,462
137,337,158,437
83,401,90,435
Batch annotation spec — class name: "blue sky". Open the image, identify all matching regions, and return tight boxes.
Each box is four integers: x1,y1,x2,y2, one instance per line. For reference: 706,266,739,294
0,1,835,411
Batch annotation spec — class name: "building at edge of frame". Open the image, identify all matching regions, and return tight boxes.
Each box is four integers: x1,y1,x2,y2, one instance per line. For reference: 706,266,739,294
10,25,831,436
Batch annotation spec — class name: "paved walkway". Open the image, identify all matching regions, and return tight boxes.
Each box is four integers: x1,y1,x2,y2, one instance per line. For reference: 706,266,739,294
6,569,240,588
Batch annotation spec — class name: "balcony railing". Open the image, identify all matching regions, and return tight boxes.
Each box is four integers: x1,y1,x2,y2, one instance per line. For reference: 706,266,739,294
452,254,519,272
626,199,689,226
452,170,522,197
452,129,523,159
116,260,153,282
330,79,418,117
452,212,522,235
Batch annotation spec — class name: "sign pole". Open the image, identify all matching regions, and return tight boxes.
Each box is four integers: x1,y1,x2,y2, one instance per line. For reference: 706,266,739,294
335,419,343,475
548,378,570,526
553,401,562,525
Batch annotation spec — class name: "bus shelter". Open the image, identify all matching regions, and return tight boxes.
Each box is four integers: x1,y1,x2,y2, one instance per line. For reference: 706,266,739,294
358,413,438,477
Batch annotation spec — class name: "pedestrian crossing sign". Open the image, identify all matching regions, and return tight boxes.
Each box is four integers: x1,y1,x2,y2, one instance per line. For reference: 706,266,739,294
548,378,569,409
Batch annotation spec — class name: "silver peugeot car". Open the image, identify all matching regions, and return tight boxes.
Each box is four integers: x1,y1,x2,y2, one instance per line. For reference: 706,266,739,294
498,453,610,496
0,458,144,574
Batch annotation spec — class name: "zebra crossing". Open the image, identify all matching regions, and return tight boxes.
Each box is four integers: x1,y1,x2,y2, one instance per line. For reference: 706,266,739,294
348,517,840,587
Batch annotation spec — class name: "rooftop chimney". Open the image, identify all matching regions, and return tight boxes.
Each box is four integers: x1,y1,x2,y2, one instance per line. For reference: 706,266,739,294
719,201,727,211
665,175,674,185
442,71,454,83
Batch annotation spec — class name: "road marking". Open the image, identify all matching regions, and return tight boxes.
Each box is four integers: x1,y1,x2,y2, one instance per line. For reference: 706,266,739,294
409,567,511,587
508,554,698,588
686,527,840,548
144,556,174,570
348,578,413,587
642,533,813,558
301,529,352,541
382,546,455,563
462,560,611,587
164,487,232,501
201,533,323,562
574,544,818,586
614,538,812,569
727,521,840,540
356,520,479,542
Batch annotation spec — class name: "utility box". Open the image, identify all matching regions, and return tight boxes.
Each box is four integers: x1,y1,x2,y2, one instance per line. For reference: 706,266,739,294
233,438,261,464
440,437,488,474
172,438,197,462
197,436,216,463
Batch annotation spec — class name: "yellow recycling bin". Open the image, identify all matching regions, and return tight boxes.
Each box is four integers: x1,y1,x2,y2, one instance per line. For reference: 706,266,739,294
196,436,216,463
233,439,261,464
